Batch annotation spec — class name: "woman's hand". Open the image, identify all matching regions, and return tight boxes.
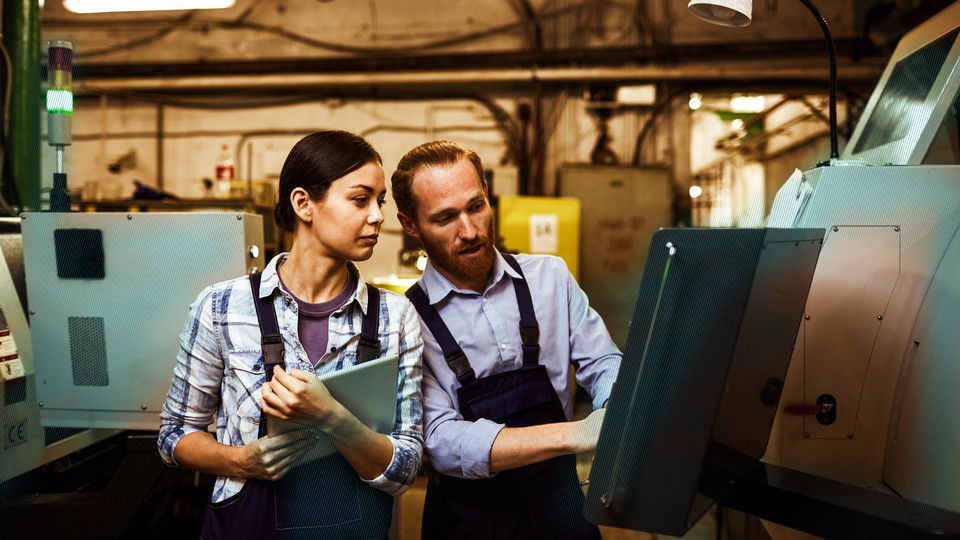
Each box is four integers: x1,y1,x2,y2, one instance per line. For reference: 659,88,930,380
240,429,315,481
261,365,344,428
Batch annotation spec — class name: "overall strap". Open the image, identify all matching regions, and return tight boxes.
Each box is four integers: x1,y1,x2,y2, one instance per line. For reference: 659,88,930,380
405,283,476,385
502,254,540,368
249,271,284,439
356,283,382,364
249,272,285,381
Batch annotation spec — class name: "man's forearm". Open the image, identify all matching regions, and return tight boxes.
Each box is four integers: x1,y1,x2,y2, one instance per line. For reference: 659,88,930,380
488,408,605,473
489,422,572,472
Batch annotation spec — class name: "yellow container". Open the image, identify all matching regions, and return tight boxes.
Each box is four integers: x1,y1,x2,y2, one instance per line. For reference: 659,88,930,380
496,195,580,280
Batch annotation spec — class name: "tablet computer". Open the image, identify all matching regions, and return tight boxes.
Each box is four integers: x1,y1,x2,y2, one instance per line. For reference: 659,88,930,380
267,354,399,460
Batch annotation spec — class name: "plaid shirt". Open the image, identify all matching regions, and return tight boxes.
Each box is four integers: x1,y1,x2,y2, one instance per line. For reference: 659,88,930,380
158,253,423,502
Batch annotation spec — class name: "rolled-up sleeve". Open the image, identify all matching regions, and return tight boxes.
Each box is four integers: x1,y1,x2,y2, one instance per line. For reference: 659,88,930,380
362,297,425,495
158,286,223,467
422,361,504,479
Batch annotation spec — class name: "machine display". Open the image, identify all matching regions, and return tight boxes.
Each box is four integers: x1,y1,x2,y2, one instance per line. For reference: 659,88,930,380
584,227,823,536
842,1,960,165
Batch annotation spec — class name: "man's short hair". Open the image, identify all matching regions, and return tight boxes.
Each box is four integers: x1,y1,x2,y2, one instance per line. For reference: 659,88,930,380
391,141,485,218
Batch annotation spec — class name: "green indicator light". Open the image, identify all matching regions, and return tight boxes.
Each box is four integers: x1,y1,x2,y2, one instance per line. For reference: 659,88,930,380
46,89,74,114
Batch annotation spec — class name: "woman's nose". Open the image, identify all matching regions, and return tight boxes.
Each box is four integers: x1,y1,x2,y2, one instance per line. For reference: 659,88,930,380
368,204,384,224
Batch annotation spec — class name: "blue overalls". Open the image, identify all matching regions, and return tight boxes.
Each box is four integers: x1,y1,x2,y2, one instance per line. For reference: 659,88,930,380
407,254,602,540
198,273,392,540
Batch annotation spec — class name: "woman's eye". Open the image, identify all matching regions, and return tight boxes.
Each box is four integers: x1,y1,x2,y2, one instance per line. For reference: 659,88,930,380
354,197,368,206
377,199,387,208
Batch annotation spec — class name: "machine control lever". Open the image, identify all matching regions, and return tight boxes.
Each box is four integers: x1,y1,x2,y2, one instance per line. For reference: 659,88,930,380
783,393,837,425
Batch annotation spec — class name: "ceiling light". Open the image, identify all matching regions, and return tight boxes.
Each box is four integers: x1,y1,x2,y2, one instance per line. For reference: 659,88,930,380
730,95,766,113
616,85,657,105
63,0,236,13
689,93,703,110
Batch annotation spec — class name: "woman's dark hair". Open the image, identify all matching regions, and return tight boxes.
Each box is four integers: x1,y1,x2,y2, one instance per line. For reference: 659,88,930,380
274,130,382,232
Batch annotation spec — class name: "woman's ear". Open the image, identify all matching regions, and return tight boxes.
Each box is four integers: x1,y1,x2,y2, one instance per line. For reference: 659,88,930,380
291,187,312,224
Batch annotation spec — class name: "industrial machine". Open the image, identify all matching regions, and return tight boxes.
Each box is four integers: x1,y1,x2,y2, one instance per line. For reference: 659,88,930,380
0,212,264,537
586,2,960,539
760,1,960,531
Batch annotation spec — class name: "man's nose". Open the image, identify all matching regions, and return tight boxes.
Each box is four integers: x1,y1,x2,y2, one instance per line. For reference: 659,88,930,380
457,213,477,239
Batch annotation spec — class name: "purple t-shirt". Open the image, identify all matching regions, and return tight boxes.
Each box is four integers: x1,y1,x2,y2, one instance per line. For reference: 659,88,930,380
279,266,358,367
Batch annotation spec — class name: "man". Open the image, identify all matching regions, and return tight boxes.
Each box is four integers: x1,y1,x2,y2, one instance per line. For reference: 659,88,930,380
391,140,622,540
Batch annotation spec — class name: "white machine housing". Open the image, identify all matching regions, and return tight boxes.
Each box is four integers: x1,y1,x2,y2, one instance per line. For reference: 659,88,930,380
21,212,264,431
764,0,960,527
766,165,960,513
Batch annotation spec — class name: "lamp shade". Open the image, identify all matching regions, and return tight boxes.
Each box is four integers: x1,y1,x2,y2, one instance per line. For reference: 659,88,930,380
688,0,752,27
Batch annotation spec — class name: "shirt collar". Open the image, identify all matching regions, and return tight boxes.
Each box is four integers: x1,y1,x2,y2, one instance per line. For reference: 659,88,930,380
418,248,521,305
259,253,370,314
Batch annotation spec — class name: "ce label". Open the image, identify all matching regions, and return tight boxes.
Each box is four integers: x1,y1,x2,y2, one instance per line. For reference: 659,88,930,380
3,418,27,449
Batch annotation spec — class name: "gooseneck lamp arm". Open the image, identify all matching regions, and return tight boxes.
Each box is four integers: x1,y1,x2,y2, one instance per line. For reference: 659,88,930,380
797,0,839,161
687,0,840,163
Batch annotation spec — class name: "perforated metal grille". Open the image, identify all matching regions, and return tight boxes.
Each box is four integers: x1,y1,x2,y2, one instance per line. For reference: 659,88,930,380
68,316,109,387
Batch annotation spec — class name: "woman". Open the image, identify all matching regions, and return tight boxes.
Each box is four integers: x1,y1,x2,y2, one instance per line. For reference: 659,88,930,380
158,131,423,539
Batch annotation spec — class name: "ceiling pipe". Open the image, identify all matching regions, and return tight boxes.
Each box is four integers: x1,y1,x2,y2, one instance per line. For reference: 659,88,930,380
76,63,884,95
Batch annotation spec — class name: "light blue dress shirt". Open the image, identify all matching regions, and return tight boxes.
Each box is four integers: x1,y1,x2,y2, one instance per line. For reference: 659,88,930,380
417,250,622,479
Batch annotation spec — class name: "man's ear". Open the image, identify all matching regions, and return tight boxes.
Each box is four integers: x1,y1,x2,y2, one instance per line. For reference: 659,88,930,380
397,211,419,238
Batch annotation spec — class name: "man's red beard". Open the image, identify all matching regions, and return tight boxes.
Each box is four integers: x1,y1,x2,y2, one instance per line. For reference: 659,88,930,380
420,221,496,287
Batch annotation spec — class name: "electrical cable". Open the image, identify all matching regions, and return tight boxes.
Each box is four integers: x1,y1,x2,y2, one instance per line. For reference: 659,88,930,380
45,0,645,58
74,12,194,59
508,0,544,52
631,85,689,165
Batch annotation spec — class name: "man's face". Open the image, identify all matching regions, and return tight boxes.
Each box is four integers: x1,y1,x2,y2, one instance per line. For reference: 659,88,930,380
398,157,495,293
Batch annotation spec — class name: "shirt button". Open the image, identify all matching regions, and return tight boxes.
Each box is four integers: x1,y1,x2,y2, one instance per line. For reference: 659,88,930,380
500,343,507,350
482,298,487,303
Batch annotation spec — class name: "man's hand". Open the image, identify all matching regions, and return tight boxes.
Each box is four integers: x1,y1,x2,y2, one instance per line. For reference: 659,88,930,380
240,429,315,481
568,408,606,454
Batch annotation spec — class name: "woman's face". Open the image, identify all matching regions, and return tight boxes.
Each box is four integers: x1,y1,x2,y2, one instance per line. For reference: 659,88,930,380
302,161,387,262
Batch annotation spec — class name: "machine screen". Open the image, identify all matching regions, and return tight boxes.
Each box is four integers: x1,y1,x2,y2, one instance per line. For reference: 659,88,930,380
852,29,959,155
